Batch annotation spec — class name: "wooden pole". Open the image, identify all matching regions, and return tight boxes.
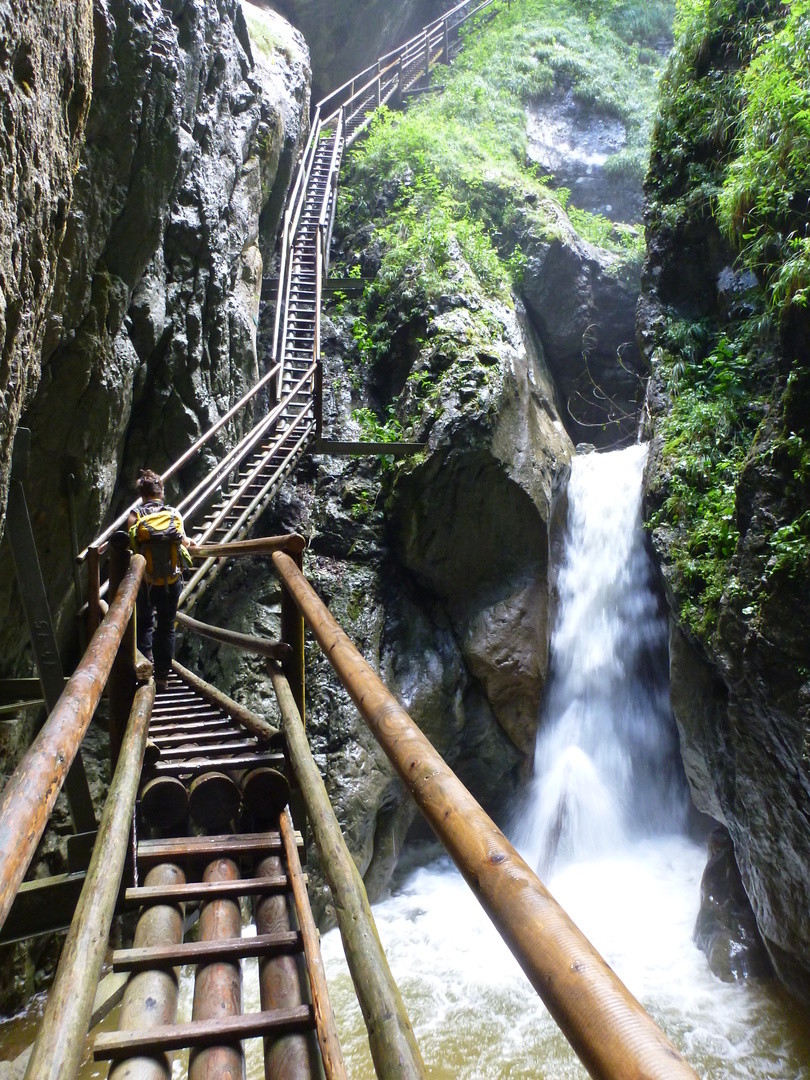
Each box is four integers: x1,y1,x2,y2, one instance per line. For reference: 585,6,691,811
175,610,291,662
189,859,244,1080
0,554,145,933
255,854,323,1080
86,544,102,641
172,660,279,743
280,550,305,727
192,534,306,560
109,861,187,1080
24,680,155,1080
270,665,425,1080
280,807,348,1080
270,552,700,1080
108,534,137,768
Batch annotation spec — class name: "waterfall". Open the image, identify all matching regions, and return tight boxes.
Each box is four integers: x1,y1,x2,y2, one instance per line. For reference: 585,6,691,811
513,443,687,874
316,444,808,1080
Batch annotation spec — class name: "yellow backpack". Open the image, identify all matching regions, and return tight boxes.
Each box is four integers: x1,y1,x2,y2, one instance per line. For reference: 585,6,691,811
129,503,185,585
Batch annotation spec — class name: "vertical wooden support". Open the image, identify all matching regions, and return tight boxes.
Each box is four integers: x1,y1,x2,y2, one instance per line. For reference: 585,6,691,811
280,549,305,727
280,808,347,1080
108,534,137,769
270,665,424,1080
443,20,450,62
375,59,381,106
109,862,187,1080
423,29,430,82
396,56,403,104
24,681,154,1080
6,429,96,834
255,854,322,1080
87,543,102,640
189,859,244,1080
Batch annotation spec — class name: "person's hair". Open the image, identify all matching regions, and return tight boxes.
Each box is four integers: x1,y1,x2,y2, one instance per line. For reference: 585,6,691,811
136,469,164,500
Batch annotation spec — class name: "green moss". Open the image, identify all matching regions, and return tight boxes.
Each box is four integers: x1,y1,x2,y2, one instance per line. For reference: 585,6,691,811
717,0,810,316
643,0,810,645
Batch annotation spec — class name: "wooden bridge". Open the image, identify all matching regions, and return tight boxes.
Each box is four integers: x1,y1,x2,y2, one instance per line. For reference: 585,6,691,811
0,2,701,1078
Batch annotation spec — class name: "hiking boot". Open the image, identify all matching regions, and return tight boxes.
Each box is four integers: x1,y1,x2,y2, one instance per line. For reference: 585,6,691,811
155,677,169,692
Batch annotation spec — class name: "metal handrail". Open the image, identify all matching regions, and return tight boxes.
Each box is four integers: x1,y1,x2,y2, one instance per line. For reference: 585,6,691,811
77,362,281,561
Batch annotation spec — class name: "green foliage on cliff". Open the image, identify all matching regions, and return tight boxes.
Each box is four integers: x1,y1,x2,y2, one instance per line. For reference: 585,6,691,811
717,0,810,315
335,0,672,432
645,0,810,644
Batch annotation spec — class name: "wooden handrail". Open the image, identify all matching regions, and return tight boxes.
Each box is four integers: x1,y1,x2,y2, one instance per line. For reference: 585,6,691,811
171,661,280,744
175,610,292,662
78,363,281,561
270,551,700,1080
23,681,155,1080
0,554,146,932
271,665,427,1079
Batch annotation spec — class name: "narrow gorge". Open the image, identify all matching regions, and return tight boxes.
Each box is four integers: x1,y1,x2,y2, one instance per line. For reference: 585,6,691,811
0,0,808,1075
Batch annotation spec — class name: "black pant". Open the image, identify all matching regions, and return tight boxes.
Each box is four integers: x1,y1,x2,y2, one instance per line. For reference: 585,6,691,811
136,579,182,680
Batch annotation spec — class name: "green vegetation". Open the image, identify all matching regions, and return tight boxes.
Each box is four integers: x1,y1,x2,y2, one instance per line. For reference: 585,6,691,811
334,0,672,436
717,0,810,315
645,0,810,644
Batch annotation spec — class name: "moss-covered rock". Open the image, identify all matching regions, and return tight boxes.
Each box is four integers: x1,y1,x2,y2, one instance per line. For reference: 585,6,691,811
640,0,810,1003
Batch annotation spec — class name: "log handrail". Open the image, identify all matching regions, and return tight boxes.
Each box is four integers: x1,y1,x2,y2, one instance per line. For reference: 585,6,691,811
0,554,146,933
270,549,701,1080
23,681,155,1080
271,665,427,1080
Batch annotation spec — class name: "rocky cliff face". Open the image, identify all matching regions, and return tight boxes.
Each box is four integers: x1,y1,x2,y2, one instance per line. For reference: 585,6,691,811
0,0,309,1009
0,0,310,676
254,0,443,101
640,0,810,1002
0,0,93,545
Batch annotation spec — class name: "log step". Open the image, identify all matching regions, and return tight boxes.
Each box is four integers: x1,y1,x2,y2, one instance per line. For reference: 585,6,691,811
94,1004,314,1058
112,929,302,971
151,752,284,776
137,830,300,862
155,739,258,761
122,872,294,906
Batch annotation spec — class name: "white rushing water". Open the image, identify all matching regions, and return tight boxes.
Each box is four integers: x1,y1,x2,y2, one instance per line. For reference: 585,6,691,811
320,445,810,1079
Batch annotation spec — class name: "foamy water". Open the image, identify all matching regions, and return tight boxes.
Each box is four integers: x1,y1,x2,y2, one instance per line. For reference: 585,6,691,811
318,445,809,1078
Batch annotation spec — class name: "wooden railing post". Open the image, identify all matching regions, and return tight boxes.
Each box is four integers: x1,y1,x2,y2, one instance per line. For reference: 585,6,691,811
23,681,155,1080
443,19,450,62
270,665,426,1079
107,532,138,769
280,549,305,727
86,544,102,640
0,553,145,933
423,29,430,81
270,551,702,1080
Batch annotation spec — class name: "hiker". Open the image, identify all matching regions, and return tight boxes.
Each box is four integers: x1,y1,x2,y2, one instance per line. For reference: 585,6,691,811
127,469,195,691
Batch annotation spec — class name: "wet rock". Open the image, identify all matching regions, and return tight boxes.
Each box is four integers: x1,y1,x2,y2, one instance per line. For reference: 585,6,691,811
526,92,640,223
517,220,644,448
694,826,773,983
0,0,93,541
0,0,310,675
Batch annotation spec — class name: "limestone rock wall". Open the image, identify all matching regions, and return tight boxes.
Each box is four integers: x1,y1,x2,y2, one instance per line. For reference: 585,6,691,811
256,0,443,100
0,0,310,675
0,0,93,544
